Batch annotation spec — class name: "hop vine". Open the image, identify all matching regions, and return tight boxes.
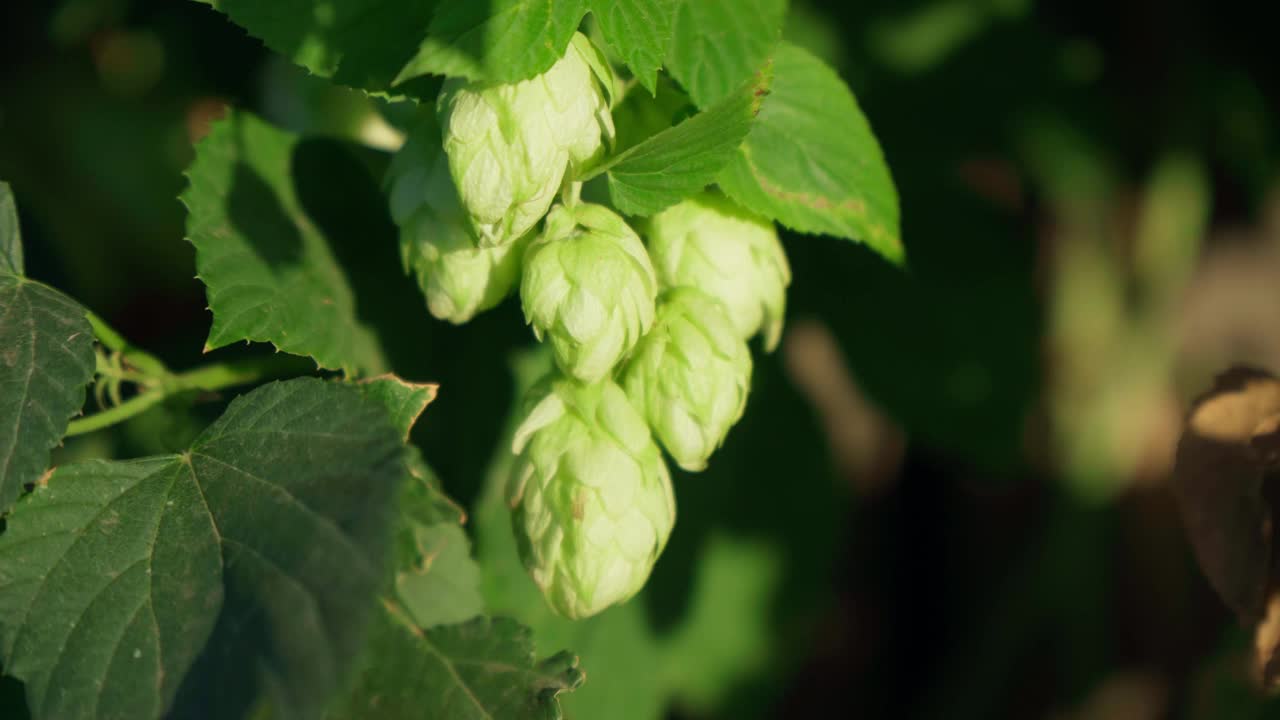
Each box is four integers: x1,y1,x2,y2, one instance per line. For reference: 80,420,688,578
387,33,793,619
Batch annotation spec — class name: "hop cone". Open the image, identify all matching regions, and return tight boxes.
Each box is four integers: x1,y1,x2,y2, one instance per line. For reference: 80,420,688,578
646,193,791,349
388,124,523,324
438,34,614,247
508,377,675,619
522,203,657,382
623,288,752,471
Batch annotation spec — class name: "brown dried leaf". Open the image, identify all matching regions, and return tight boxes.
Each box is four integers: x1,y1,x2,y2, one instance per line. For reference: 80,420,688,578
1251,414,1280,469
1173,365,1280,689
1173,366,1280,622
1256,594,1280,689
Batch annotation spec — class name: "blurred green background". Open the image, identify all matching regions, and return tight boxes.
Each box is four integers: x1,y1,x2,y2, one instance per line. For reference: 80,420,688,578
4,0,1280,718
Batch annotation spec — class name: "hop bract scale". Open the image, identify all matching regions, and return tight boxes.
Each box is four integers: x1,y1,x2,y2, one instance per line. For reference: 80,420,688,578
521,203,657,383
389,146,527,324
437,33,615,247
508,376,676,619
646,192,792,350
623,288,753,472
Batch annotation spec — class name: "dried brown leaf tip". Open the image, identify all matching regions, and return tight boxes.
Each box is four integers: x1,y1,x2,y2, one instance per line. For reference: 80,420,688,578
1173,365,1280,690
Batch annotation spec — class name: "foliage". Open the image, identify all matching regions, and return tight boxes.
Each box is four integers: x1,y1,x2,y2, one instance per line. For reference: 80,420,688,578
16,0,1280,717
0,1,900,717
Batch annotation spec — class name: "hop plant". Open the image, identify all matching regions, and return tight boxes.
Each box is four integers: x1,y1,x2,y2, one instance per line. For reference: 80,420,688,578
508,376,676,619
522,203,657,382
623,288,753,472
438,34,615,247
388,125,525,324
646,192,792,350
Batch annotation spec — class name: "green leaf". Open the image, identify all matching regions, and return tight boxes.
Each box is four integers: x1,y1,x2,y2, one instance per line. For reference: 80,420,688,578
335,610,583,720
395,1,589,85
358,375,439,441
0,183,91,515
0,458,223,720
589,0,677,94
666,0,787,108
0,182,22,275
183,111,387,375
328,461,575,720
595,66,771,216
0,276,96,514
358,374,476,622
329,346,583,719
356,374,464,528
717,43,904,264
394,523,484,629
402,448,467,527
0,378,406,719
334,368,580,719
195,0,442,98
172,379,405,720
610,76,696,156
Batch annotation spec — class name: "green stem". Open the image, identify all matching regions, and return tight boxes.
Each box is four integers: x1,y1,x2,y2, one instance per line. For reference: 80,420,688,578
65,391,168,437
85,310,170,378
65,354,305,437
562,181,583,207
166,355,302,393
94,350,153,385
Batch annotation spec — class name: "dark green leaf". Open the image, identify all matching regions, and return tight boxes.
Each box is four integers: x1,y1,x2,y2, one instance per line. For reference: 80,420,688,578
0,379,406,720
358,375,438,441
390,452,481,630
394,523,484,629
182,111,387,375
333,609,583,720
0,182,22,275
331,356,579,719
0,458,223,720
718,43,904,264
195,0,442,98
170,379,405,720
666,0,786,108
589,0,678,94
401,449,467,528
357,375,464,528
0,276,95,514
395,1,589,85
596,66,771,216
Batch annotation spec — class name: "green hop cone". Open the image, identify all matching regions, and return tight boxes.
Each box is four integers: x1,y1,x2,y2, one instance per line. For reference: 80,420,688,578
508,376,676,619
646,192,792,350
522,203,657,382
388,125,524,324
623,288,753,472
437,33,615,247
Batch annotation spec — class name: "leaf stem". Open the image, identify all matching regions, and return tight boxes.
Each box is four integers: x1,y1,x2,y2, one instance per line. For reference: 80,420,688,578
562,181,583,207
85,310,170,378
65,354,306,437
65,390,168,437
